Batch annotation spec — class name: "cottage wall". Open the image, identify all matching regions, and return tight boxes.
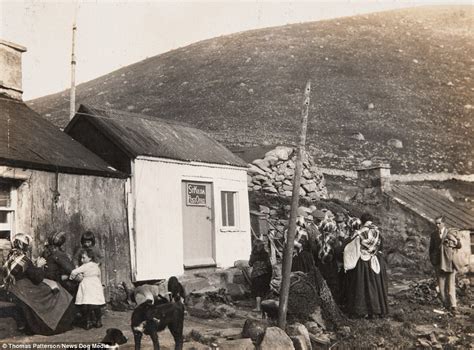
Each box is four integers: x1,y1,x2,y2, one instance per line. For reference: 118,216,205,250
11,168,130,297
131,157,251,280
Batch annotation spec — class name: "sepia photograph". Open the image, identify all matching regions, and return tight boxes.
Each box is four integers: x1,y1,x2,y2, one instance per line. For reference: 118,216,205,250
0,0,472,348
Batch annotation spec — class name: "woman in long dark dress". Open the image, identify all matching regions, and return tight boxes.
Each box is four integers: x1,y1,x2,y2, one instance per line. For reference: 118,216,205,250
343,213,389,318
2,233,76,335
314,220,342,303
43,231,78,296
249,238,272,312
291,216,315,273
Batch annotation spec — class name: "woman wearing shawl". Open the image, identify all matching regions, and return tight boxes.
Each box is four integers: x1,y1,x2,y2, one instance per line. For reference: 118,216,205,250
343,213,389,318
1,233,76,335
291,216,316,273
314,220,342,303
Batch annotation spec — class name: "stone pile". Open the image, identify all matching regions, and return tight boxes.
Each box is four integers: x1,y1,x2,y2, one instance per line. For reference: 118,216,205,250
247,146,328,201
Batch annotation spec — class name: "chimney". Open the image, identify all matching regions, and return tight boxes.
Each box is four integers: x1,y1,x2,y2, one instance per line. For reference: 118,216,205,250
0,39,27,100
356,163,391,203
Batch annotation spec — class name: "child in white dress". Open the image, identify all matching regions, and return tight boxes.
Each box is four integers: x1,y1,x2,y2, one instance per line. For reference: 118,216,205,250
70,248,105,329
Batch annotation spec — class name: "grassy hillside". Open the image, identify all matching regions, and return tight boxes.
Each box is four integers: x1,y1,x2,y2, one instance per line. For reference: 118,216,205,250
29,6,473,174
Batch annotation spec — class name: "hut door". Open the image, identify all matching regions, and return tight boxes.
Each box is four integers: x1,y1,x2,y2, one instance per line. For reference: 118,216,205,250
182,181,215,268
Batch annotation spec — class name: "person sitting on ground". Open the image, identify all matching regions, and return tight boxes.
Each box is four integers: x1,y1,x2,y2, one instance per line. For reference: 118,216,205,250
248,237,272,312
70,248,106,329
429,215,462,314
2,233,76,335
42,231,78,296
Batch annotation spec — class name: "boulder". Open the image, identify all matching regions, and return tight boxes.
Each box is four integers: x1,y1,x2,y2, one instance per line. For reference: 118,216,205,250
260,327,295,350
265,146,293,161
248,164,266,175
218,338,254,350
302,183,317,193
263,186,278,194
259,205,270,214
287,323,312,350
242,319,269,343
350,132,365,141
291,335,310,350
214,304,236,318
387,139,403,148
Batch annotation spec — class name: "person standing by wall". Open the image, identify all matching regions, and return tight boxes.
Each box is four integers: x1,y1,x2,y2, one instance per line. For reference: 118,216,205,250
429,216,462,314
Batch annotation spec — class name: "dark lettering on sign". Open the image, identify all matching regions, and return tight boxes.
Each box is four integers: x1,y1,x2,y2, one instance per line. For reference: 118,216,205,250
187,184,206,206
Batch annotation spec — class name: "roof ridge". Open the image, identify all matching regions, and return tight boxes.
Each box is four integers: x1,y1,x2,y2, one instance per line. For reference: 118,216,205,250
81,104,193,128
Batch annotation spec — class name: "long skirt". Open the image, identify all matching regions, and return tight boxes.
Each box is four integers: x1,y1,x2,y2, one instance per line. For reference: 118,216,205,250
10,278,76,335
292,251,315,273
316,259,342,304
345,255,389,317
251,273,272,297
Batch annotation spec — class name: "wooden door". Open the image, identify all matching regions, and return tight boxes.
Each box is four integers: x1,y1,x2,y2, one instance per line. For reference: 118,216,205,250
182,181,215,268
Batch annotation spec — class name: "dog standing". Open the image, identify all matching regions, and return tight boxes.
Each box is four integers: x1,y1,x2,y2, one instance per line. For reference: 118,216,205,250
131,299,184,350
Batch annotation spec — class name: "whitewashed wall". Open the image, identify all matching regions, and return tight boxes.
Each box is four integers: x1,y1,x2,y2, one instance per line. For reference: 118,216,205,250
132,157,251,280
0,166,130,298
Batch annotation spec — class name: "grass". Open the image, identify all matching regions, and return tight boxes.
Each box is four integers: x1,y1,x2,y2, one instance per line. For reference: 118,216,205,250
29,6,473,174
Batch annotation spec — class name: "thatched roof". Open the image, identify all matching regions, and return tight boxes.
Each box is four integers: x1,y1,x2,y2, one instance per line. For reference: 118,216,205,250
0,97,123,177
65,105,247,168
388,184,474,230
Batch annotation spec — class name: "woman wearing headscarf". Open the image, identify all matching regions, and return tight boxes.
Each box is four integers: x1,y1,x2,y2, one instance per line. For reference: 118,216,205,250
42,231,78,295
314,220,342,302
343,213,389,318
1,233,76,335
291,216,316,273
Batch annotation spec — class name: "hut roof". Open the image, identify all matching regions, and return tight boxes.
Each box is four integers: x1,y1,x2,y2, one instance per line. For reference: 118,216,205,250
388,184,474,230
66,104,247,168
0,97,123,177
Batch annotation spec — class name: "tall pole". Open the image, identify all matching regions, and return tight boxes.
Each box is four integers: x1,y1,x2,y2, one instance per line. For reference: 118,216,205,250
278,81,311,329
69,21,77,120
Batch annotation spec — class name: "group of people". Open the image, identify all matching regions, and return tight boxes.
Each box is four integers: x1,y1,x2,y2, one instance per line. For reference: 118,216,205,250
1,230,105,335
249,209,389,319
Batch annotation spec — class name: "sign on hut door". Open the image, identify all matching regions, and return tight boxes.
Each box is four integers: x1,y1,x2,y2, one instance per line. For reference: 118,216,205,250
182,181,215,268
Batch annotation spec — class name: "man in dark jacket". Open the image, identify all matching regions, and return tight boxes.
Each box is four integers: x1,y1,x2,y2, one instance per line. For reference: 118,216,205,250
429,216,461,313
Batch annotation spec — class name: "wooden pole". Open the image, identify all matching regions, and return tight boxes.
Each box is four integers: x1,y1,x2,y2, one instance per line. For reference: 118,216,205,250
278,81,311,329
70,21,77,120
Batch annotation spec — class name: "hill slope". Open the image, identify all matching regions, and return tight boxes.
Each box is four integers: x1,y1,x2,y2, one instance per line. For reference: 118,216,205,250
29,6,473,174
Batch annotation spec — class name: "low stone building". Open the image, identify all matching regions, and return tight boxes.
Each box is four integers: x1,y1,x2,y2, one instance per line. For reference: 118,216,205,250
356,164,473,272
0,40,131,296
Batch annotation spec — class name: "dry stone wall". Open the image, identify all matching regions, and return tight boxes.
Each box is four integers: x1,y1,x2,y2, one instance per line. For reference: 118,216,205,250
247,146,328,200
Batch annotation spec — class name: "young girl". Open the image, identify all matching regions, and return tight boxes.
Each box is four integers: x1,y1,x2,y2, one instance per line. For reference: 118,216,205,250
249,238,272,312
70,248,105,329
74,231,102,267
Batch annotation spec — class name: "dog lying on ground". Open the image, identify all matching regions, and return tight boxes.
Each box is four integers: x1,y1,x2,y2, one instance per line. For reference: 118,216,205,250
131,299,184,350
131,276,186,306
90,328,128,349
261,299,279,320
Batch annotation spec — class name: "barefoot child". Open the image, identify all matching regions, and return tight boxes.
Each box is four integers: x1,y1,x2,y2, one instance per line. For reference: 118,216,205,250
249,237,272,312
70,248,105,329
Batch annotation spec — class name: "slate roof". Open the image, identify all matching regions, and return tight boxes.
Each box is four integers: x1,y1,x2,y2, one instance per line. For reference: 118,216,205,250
0,97,123,177
388,184,474,230
65,105,247,168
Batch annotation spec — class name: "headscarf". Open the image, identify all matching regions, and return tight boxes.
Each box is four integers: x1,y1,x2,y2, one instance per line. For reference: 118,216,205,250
315,220,337,263
1,233,32,288
358,221,381,260
47,231,66,248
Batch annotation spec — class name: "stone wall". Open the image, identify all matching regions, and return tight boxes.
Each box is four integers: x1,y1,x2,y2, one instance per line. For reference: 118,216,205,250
247,146,328,201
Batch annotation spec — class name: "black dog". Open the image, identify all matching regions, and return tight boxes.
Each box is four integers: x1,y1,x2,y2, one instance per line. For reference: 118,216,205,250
131,299,184,350
167,276,186,303
90,328,128,349
261,299,279,320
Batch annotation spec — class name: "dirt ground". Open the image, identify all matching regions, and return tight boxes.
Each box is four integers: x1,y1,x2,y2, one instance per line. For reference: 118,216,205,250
1,271,472,349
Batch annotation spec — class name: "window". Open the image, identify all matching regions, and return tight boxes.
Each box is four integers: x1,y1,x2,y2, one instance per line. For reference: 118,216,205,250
221,191,237,227
0,182,15,242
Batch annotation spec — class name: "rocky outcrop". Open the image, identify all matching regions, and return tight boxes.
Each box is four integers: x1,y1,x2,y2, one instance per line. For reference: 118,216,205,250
247,146,328,201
